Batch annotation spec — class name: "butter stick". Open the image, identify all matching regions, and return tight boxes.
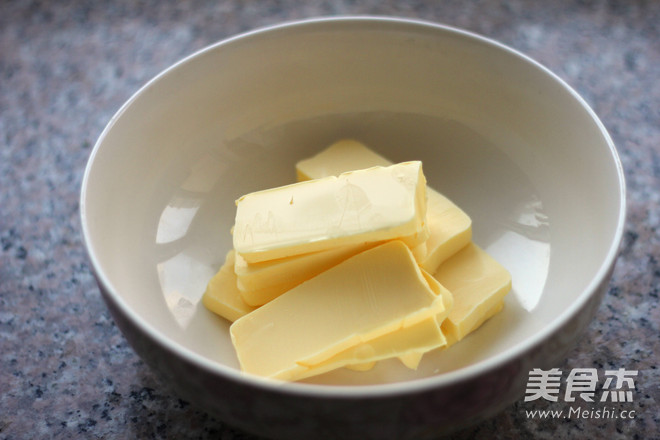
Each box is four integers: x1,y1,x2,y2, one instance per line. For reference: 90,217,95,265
233,161,429,264
202,251,256,322
433,243,511,343
229,241,446,381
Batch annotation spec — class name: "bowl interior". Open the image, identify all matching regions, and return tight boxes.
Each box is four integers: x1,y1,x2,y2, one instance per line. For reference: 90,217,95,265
82,18,623,388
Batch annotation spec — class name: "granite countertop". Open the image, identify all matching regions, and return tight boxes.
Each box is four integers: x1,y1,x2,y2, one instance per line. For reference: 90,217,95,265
1,1,658,438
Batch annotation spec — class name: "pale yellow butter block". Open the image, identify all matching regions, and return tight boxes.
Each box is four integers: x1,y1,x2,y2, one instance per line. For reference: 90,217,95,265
202,251,257,322
234,242,376,306
296,139,472,273
419,191,472,273
233,161,429,264
433,243,511,342
304,268,453,376
229,241,446,381
296,139,391,181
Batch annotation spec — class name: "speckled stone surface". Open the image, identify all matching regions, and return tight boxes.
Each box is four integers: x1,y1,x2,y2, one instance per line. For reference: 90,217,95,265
1,1,658,438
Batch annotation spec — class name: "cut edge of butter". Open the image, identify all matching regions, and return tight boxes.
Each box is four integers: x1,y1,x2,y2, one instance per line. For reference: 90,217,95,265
417,194,473,273
443,300,506,349
201,250,257,322
295,316,447,381
434,243,512,342
393,269,453,370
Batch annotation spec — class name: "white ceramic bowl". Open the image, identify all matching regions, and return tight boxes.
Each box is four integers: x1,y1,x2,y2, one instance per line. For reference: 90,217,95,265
81,17,625,439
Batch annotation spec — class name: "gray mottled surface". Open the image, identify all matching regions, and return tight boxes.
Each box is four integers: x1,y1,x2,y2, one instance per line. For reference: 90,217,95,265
1,0,658,438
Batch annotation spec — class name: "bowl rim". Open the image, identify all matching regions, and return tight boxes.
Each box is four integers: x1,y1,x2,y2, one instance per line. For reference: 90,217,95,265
80,15,626,399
